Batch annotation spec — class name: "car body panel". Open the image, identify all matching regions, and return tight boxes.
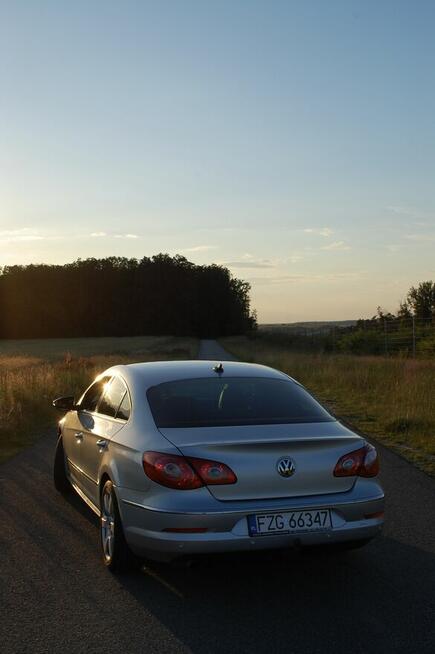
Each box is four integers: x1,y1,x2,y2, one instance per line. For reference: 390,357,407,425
77,412,126,505
116,477,384,561
62,410,87,488
158,422,362,501
58,360,385,561
63,409,126,505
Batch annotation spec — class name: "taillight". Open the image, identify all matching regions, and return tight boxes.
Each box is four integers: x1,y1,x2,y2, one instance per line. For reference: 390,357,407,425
143,452,237,490
364,511,384,520
334,444,379,478
361,444,380,476
189,457,237,485
143,452,203,490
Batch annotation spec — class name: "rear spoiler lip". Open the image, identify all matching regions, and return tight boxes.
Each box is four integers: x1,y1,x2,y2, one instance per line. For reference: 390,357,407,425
157,432,362,449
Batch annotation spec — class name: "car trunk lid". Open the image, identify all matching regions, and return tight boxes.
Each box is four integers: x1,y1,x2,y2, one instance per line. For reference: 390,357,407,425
158,421,362,501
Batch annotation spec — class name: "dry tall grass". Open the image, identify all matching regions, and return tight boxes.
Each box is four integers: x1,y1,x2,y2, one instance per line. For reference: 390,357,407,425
0,336,198,463
221,336,435,476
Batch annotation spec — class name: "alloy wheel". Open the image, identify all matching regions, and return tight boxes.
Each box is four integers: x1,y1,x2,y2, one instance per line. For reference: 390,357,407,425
101,487,115,562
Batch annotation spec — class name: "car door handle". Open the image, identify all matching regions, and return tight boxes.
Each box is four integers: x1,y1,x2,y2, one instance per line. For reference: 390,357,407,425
96,439,107,449
75,431,84,441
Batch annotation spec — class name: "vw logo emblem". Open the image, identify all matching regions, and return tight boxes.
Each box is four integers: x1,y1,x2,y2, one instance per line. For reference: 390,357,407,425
277,457,296,477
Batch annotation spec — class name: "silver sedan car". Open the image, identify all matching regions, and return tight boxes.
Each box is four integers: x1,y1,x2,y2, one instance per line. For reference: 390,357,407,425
53,360,384,572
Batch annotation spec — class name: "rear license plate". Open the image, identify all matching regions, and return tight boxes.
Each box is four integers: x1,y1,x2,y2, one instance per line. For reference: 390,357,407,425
247,509,331,537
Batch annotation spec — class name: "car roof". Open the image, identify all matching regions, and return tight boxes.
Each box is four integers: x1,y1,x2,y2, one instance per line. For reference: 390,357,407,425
102,360,294,389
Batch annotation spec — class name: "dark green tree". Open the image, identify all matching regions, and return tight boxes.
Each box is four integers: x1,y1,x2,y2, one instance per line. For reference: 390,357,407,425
406,281,435,320
0,256,257,339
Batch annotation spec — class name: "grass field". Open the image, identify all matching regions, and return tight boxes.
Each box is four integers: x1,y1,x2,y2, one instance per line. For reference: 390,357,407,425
0,336,198,463
221,336,435,476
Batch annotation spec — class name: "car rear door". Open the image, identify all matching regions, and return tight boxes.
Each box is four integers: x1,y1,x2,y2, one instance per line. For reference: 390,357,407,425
78,376,130,507
62,377,110,492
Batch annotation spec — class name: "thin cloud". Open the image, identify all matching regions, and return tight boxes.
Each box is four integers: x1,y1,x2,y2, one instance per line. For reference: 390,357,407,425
0,228,46,243
405,233,435,242
320,240,351,251
225,259,275,269
89,231,138,239
386,205,414,216
286,254,305,264
181,245,218,253
386,206,433,224
303,228,333,237
248,271,365,285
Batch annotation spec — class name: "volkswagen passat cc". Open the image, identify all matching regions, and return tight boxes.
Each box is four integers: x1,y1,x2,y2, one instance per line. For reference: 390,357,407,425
53,361,384,571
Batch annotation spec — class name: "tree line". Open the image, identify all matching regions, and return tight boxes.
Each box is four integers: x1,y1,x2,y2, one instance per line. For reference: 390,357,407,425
0,255,257,339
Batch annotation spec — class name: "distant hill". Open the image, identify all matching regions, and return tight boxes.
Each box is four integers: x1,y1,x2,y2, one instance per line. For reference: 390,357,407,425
260,321,356,334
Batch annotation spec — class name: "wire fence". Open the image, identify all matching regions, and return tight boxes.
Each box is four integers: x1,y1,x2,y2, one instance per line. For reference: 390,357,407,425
353,317,434,356
260,318,435,357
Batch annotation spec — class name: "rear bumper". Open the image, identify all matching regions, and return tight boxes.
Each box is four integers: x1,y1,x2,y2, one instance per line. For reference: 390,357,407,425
116,481,385,562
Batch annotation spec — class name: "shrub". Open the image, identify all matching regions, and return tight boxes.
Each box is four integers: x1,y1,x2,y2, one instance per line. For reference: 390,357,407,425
417,332,435,356
337,330,385,355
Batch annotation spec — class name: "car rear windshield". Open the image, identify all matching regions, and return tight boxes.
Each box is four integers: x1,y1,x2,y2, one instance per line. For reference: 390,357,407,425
147,377,335,428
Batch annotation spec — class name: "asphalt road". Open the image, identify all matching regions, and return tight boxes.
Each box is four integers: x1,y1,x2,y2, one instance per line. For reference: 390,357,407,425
197,339,236,361
1,340,434,654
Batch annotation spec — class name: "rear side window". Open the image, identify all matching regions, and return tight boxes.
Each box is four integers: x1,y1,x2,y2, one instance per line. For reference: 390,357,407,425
98,377,129,418
147,377,335,428
116,391,131,421
79,377,111,412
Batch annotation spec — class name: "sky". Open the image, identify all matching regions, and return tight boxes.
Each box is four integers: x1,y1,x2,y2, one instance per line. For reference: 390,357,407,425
1,1,434,323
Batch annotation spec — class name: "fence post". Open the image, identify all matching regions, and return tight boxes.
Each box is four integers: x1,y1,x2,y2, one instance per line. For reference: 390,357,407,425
384,319,388,356
412,315,416,357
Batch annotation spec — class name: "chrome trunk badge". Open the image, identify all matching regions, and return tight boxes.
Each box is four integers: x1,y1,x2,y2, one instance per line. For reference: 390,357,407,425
276,457,296,477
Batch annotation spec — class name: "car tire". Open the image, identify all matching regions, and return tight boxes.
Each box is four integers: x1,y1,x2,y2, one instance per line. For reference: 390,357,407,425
100,480,140,573
53,435,71,494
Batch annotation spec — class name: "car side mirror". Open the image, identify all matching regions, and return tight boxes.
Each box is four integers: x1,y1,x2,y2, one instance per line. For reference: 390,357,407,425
52,396,76,411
